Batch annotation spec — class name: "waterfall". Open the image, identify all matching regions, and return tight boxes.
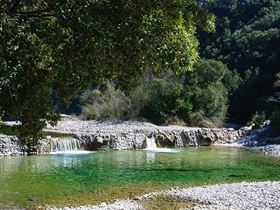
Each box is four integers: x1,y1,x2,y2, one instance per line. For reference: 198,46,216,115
144,136,179,153
50,137,81,153
145,137,157,150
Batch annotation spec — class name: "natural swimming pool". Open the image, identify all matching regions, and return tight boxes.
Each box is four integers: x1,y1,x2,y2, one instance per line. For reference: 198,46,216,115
0,146,280,208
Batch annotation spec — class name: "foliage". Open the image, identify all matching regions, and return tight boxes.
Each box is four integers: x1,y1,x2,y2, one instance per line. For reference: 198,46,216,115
275,73,280,88
0,123,19,136
249,112,266,129
199,0,280,123
81,84,135,120
270,111,280,136
80,59,239,127
134,59,239,127
139,77,190,125
266,71,280,135
164,117,186,126
183,59,235,127
0,0,215,153
141,60,239,127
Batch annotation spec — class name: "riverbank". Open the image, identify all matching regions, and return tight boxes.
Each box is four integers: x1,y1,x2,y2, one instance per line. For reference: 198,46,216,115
48,181,280,210
214,124,280,158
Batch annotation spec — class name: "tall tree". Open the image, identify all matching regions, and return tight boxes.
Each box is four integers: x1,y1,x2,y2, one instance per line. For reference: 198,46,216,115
0,0,215,154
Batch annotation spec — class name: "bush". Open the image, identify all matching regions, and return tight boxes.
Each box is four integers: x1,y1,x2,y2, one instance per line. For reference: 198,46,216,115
187,111,216,128
81,84,136,120
138,78,191,124
164,116,186,126
130,71,199,125
249,111,266,128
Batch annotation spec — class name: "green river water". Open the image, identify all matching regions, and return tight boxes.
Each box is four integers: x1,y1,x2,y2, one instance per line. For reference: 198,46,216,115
0,146,280,208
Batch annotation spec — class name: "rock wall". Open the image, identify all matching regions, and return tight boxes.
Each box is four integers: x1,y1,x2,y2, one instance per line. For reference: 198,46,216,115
0,134,23,156
0,135,56,156
77,127,244,151
0,121,245,156
233,125,280,147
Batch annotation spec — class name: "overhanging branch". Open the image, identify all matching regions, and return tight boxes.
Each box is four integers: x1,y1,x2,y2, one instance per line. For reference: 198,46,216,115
7,0,56,18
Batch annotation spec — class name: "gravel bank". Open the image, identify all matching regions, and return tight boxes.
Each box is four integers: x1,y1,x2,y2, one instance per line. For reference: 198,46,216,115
252,145,280,158
48,181,280,210
221,124,280,158
46,119,193,133
166,181,280,210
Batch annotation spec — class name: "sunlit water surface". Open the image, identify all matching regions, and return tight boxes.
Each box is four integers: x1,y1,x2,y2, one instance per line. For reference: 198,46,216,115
0,146,280,208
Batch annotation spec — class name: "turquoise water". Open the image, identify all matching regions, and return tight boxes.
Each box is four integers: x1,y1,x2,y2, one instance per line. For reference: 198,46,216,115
0,146,280,208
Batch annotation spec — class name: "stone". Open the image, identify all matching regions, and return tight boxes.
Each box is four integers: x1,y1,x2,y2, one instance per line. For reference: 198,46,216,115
0,134,23,156
1,120,246,156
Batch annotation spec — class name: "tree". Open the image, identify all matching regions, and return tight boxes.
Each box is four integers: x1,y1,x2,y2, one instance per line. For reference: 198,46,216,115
138,76,189,125
129,59,239,127
0,0,215,154
184,59,240,127
199,0,280,123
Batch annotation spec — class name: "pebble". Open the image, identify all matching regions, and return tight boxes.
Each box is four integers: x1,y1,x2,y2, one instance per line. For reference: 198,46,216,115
48,181,280,210
166,181,280,210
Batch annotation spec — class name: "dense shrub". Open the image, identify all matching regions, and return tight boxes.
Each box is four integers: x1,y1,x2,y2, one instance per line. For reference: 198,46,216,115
270,111,280,136
183,59,237,127
133,59,239,127
268,72,280,135
249,112,266,128
138,78,191,125
80,84,136,120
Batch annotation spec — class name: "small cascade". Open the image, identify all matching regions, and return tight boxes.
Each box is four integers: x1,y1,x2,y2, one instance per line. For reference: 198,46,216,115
50,137,81,153
144,136,179,153
145,137,157,150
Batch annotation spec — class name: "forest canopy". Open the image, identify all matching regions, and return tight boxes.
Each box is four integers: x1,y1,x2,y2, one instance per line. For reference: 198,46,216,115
198,0,280,124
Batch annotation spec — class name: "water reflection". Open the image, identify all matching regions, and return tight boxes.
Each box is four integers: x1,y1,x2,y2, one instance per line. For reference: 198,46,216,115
146,151,156,163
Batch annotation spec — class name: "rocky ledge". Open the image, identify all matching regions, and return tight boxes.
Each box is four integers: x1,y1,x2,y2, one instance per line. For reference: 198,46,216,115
0,134,23,156
46,120,244,151
220,124,280,158
1,120,245,156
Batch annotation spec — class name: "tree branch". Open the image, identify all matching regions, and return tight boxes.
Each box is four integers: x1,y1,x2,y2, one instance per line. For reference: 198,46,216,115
7,0,56,18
